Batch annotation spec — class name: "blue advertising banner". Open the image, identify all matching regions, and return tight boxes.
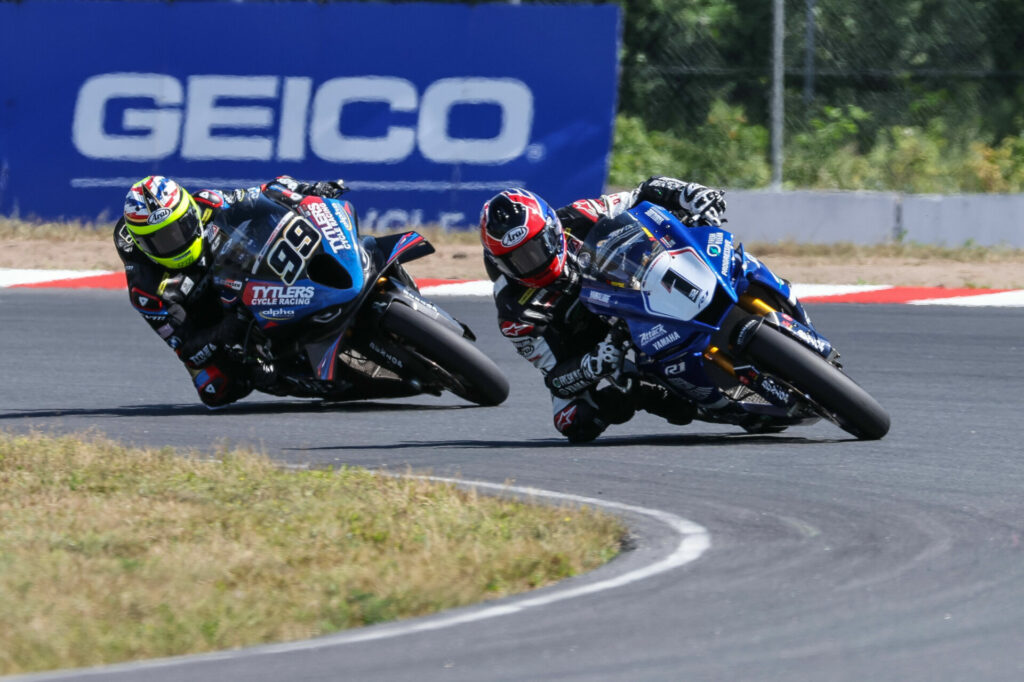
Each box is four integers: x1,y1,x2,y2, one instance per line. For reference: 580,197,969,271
0,2,620,229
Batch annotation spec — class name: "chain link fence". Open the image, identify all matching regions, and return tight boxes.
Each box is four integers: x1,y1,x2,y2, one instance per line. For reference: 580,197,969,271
613,0,1024,191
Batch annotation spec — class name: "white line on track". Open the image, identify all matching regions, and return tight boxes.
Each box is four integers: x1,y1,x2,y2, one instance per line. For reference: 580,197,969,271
15,476,710,681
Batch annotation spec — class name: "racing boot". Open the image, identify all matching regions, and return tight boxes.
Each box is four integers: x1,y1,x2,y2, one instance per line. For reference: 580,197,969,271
636,383,696,426
249,359,285,395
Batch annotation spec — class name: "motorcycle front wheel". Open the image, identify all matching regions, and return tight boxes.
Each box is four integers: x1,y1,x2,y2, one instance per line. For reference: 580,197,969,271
379,302,510,407
739,320,890,440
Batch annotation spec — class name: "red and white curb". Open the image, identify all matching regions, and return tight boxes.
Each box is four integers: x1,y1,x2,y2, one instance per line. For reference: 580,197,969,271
2,269,1022,306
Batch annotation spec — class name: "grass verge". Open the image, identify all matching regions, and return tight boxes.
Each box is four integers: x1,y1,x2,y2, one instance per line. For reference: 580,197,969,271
0,431,625,675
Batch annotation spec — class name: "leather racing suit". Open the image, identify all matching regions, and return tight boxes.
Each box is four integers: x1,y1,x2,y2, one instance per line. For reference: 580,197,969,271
113,176,343,407
485,177,722,442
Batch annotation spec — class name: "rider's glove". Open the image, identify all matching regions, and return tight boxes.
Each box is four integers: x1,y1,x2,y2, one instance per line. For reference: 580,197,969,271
178,314,247,368
307,180,349,199
582,339,624,381
686,186,726,226
545,337,625,398
638,176,726,226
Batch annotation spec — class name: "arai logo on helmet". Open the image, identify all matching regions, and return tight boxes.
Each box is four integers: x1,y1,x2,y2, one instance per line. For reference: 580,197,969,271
501,226,529,247
147,208,172,224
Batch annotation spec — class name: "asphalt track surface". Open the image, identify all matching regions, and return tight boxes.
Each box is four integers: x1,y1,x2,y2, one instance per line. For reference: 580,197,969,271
3,289,1024,682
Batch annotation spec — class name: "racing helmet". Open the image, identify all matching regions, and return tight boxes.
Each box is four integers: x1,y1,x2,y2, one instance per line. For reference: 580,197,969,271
123,176,204,269
480,189,566,288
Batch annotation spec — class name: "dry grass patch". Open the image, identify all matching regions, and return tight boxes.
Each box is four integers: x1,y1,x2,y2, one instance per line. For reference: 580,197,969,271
0,217,111,242
0,432,624,675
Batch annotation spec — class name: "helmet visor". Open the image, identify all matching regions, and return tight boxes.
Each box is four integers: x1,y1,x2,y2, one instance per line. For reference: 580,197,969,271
499,226,562,281
133,205,202,259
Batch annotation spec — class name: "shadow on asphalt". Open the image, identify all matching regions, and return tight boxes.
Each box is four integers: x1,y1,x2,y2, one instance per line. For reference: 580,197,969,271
0,400,480,420
288,432,847,452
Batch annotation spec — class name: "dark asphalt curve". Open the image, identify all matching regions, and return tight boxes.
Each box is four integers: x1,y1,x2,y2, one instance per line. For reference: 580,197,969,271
2,289,1024,682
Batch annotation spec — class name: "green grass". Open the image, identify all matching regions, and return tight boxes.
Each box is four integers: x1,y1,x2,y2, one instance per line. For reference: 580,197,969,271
0,431,625,675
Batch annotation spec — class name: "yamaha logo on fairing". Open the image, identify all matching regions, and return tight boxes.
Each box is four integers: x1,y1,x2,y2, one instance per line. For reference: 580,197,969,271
148,207,171,224
501,226,529,247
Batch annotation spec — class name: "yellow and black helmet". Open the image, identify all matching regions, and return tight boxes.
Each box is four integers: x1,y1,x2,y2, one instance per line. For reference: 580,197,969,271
123,176,204,269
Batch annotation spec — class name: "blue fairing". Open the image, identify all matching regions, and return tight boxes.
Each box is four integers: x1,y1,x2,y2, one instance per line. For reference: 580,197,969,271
580,202,740,357
213,195,368,331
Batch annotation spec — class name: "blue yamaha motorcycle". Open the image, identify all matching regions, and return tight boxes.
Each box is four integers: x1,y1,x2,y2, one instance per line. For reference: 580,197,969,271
577,202,889,439
205,192,509,406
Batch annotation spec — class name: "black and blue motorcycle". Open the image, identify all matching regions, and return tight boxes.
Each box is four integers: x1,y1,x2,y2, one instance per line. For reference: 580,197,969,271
577,202,890,439
207,192,509,406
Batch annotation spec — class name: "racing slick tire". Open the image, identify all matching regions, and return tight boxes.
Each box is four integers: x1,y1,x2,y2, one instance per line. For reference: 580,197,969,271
380,302,509,406
738,319,890,440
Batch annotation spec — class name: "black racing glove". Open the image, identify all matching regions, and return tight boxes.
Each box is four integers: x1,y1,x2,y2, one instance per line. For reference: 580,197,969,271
306,179,349,199
545,337,625,398
179,313,248,368
638,176,726,226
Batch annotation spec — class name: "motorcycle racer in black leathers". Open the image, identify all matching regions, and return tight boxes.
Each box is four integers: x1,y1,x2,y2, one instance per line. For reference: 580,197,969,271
480,177,729,442
114,175,347,407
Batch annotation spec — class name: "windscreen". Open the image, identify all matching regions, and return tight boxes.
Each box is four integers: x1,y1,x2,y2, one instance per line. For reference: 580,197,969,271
212,195,292,276
579,214,665,290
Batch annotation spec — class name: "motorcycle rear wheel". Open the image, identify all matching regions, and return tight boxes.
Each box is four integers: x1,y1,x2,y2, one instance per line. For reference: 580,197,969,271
380,302,509,406
739,320,890,440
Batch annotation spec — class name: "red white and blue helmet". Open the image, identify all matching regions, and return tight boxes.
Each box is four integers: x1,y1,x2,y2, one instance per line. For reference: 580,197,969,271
480,188,566,288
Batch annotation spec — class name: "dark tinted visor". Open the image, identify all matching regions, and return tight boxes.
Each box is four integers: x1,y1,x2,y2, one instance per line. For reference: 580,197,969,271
134,207,201,258
499,227,561,280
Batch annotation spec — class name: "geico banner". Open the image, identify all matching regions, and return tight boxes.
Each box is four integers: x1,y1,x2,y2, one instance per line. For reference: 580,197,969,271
0,2,620,228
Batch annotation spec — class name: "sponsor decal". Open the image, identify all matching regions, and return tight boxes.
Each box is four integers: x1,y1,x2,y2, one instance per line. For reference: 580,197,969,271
652,331,681,351
721,239,732,276
259,307,296,321
147,207,172,224
512,338,535,356
243,283,315,306
73,74,533,164
638,323,668,345
759,377,791,405
706,232,723,257
369,341,404,369
644,206,670,225
215,277,243,291
501,225,529,247
554,404,578,431
311,204,352,253
663,360,686,376
500,320,535,338
586,289,609,304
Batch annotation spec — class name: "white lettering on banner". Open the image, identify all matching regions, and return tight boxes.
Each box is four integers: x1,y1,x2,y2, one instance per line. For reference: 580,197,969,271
72,74,534,164
181,75,279,161
73,74,183,160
